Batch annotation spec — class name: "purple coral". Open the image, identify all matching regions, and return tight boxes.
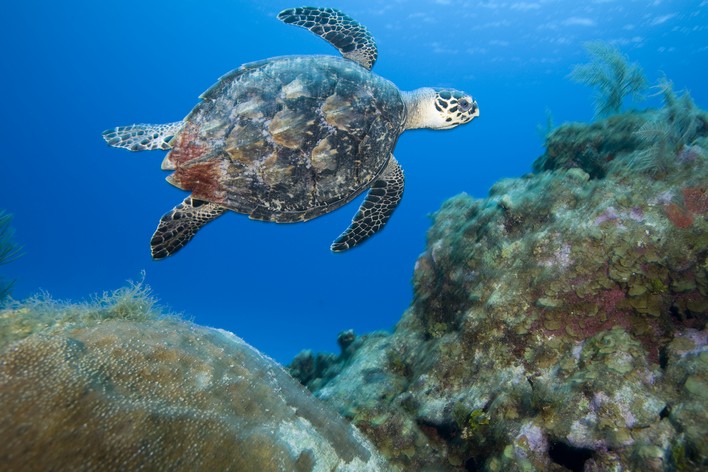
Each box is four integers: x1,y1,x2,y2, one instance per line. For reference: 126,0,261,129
594,206,619,225
628,206,644,222
541,242,572,269
677,144,703,164
515,423,548,456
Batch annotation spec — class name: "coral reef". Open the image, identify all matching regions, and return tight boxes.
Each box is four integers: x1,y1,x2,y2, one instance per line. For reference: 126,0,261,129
534,87,707,179
291,107,707,470
0,210,21,302
569,41,647,117
0,284,387,471
533,111,649,178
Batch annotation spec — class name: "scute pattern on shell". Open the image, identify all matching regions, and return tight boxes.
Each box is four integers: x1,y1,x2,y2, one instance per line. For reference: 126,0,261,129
165,55,405,223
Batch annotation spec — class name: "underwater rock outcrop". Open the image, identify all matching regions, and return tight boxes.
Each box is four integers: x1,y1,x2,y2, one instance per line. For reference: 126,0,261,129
291,107,707,470
0,286,387,471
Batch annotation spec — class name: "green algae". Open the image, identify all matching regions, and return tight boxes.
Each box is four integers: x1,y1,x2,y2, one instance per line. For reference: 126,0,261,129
0,277,167,351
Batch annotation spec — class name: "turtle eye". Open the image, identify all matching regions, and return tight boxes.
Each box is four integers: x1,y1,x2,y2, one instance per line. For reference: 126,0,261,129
458,98,472,112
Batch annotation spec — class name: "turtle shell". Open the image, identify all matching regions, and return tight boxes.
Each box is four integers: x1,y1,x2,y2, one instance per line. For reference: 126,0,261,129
163,55,406,223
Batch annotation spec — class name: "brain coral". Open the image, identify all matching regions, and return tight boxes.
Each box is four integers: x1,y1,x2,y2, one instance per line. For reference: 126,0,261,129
0,294,386,471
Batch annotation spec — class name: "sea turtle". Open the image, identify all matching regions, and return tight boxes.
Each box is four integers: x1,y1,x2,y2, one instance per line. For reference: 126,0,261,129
103,6,479,259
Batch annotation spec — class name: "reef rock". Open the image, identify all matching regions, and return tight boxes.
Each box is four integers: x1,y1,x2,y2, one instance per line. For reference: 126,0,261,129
291,108,707,471
0,290,386,471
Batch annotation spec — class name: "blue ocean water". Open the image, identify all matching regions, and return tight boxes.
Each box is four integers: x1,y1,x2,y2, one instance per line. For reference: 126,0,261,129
1,0,706,364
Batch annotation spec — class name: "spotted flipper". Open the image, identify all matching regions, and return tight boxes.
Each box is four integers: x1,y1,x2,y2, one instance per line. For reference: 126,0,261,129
151,197,225,259
278,7,378,70
331,157,404,252
102,122,183,151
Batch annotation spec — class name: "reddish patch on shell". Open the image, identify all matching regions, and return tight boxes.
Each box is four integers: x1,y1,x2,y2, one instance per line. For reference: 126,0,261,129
172,160,225,204
663,203,694,228
166,123,205,167
682,187,708,214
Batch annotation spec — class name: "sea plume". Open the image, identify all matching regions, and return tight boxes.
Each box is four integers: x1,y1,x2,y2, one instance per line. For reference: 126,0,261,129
628,77,706,175
570,41,647,117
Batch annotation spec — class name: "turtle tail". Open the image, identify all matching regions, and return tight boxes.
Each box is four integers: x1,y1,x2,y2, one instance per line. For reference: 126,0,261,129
102,122,183,151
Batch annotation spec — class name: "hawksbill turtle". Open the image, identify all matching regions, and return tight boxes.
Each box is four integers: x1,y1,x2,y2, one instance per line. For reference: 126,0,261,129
103,6,479,259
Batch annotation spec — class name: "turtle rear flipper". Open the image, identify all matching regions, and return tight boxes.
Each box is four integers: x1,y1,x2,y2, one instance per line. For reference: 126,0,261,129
102,122,183,151
331,156,404,252
278,7,378,70
151,197,225,259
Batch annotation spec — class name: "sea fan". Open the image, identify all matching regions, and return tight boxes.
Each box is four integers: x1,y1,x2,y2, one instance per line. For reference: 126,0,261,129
0,211,22,302
570,41,647,117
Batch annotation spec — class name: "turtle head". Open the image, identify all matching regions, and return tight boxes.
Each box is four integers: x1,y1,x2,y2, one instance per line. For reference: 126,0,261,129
402,87,479,130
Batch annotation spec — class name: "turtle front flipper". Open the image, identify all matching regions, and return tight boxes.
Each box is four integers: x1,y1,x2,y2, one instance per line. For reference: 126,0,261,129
102,122,183,151
277,7,378,70
151,197,225,259
331,156,404,252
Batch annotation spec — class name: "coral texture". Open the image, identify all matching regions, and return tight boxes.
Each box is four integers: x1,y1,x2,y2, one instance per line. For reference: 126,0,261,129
291,109,707,471
0,288,387,471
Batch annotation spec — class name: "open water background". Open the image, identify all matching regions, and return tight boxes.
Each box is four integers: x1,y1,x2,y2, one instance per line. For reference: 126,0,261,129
1,0,706,363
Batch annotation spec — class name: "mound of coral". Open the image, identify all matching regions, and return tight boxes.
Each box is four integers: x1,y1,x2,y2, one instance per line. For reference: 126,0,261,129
290,105,707,470
0,285,386,471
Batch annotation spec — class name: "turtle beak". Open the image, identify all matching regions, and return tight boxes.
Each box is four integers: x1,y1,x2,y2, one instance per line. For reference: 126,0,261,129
464,98,479,118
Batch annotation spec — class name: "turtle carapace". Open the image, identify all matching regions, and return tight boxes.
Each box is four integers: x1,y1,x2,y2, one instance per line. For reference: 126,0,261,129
102,6,479,259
